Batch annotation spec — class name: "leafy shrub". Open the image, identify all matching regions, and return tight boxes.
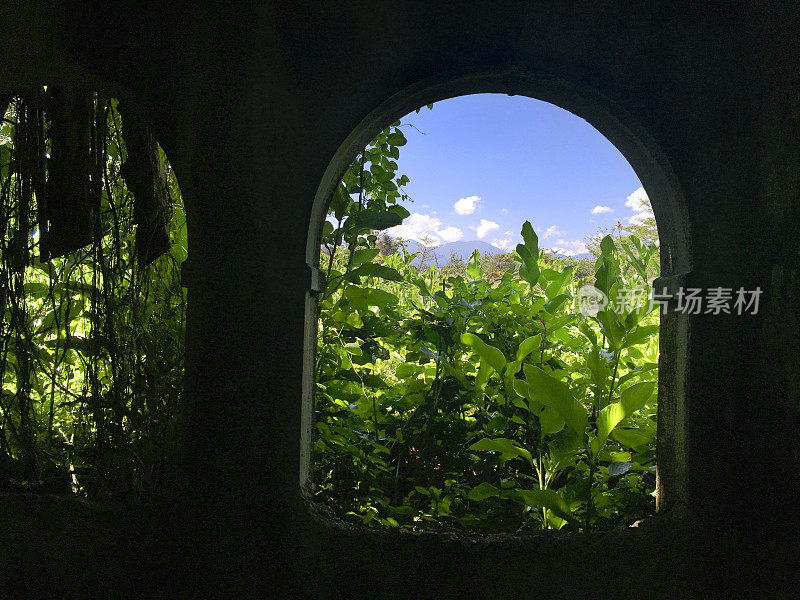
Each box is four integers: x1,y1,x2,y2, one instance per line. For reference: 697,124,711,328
312,123,660,532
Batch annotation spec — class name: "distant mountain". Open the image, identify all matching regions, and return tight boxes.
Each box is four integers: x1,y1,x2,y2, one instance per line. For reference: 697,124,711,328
403,240,503,266
541,251,594,262
401,240,594,265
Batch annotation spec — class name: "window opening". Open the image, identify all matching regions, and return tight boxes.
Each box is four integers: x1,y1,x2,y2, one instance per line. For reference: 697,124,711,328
0,90,187,500
310,94,660,533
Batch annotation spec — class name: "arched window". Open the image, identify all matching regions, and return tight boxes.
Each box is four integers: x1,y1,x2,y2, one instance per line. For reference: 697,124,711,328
303,75,691,534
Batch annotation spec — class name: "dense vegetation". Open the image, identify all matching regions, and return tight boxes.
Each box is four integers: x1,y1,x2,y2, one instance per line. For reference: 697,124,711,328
1,94,659,536
312,119,661,533
0,94,186,500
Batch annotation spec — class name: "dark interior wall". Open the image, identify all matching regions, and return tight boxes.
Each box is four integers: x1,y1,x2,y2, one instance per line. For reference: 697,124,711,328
0,2,797,598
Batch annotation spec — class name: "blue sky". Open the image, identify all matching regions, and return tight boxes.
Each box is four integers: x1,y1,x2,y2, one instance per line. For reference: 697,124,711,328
386,94,653,256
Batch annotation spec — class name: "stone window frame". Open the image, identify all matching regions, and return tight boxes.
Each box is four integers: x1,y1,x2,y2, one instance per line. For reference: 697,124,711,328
302,67,692,526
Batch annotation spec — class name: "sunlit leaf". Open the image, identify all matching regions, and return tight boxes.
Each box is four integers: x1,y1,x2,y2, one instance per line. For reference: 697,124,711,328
468,437,532,464
523,364,587,435
592,381,655,454
461,332,506,374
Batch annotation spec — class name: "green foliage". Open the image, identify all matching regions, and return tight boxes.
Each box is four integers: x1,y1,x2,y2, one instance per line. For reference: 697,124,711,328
586,198,660,280
439,250,517,283
0,95,186,499
312,120,661,533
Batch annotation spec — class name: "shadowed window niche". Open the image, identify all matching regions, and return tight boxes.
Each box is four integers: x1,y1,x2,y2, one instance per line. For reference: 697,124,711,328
302,87,689,535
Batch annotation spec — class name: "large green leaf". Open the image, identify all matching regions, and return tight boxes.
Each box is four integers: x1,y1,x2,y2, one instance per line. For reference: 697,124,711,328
466,249,483,281
469,437,532,464
523,365,588,435
503,358,523,397
516,221,540,287
329,183,351,221
0,144,10,180
344,341,362,355
592,381,655,454
616,362,658,387
544,293,569,314
517,245,540,288
387,131,407,146
594,235,619,294
467,482,500,501
600,234,616,256
23,282,51,298
620,381,656,412
348,210,403,232
611,426,655,449
365,288,398,307
343,285,368,310
361,373,389,388
346,263,403,282
388,204,410,219
620,240,649,281
513,379,543,413
350,248,380,269
520,221,539,257
537,404,566,438
515,334,541,361
585,346,610,391
516,488,577,524
461,332,506,374
545,265,574,299
474,358,491,392
622,325,660,348
596,309,625,350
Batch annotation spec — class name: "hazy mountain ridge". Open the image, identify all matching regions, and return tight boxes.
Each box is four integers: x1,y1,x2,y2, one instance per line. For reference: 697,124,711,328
402,240,502,265
401,240,593,264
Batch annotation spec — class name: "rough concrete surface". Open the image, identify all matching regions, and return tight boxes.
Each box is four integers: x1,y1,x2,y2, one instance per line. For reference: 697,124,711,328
0,2,797,598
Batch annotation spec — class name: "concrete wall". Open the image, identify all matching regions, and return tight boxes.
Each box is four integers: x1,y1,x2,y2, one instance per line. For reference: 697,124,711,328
0,2,797,598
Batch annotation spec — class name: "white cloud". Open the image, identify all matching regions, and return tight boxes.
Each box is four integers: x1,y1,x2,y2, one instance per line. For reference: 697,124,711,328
387,212,462,245
628,212,652,226
501,208,509,214
624,186,655,225
437,226,464,243
549,238,589,257
592,205,614,214
625,187,649,212
454,195,481,215
470,219,500,239
491,238,515,251
504,230,513,236
542,225,564,239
